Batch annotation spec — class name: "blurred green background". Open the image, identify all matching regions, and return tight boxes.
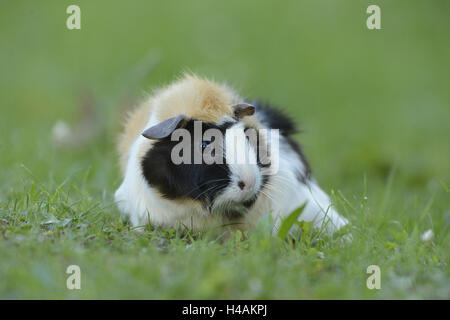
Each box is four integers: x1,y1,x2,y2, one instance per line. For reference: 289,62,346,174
0,1,449,299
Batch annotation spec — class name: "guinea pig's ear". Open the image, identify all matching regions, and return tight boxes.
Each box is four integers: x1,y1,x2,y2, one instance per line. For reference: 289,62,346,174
141,114,187,140
232,103,255,119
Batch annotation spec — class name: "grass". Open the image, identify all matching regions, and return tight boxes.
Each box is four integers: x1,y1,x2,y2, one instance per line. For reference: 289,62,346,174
0,1,449,299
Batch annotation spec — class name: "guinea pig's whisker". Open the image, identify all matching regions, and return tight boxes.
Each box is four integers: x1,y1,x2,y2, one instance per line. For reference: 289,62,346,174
265,180,290,192
193,184,226,201
194,186,222,202
182,178,229,197
268,175,297,188
261,182,282,199
269,173,293,183
259,188,276,203
205,178,230,184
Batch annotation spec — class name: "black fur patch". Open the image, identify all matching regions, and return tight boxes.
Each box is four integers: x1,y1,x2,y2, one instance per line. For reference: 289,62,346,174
142,120,234,209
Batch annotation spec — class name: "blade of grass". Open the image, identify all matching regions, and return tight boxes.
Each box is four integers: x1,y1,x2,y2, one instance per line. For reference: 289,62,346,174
277,203,306,240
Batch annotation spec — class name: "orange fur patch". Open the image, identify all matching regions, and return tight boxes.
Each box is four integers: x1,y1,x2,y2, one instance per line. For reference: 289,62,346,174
154,74,240,123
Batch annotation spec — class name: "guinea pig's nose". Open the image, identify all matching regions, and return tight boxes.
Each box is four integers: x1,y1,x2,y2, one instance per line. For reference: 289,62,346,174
238,181,246,190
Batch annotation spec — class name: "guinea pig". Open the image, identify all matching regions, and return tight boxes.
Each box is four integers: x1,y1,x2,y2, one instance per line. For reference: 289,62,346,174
114,74,348,235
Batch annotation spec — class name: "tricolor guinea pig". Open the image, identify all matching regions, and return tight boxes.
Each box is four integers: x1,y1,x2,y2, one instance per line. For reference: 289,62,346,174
115,74,348,234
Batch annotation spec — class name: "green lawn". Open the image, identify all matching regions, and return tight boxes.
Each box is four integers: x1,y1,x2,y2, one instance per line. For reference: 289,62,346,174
0,1,449,299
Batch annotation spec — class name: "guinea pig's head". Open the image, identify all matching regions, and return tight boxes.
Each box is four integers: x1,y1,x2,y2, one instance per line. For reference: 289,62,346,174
141,104,268,218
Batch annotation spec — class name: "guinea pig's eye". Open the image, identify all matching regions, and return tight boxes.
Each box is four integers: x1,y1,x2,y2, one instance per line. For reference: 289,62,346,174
201,141,210,149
